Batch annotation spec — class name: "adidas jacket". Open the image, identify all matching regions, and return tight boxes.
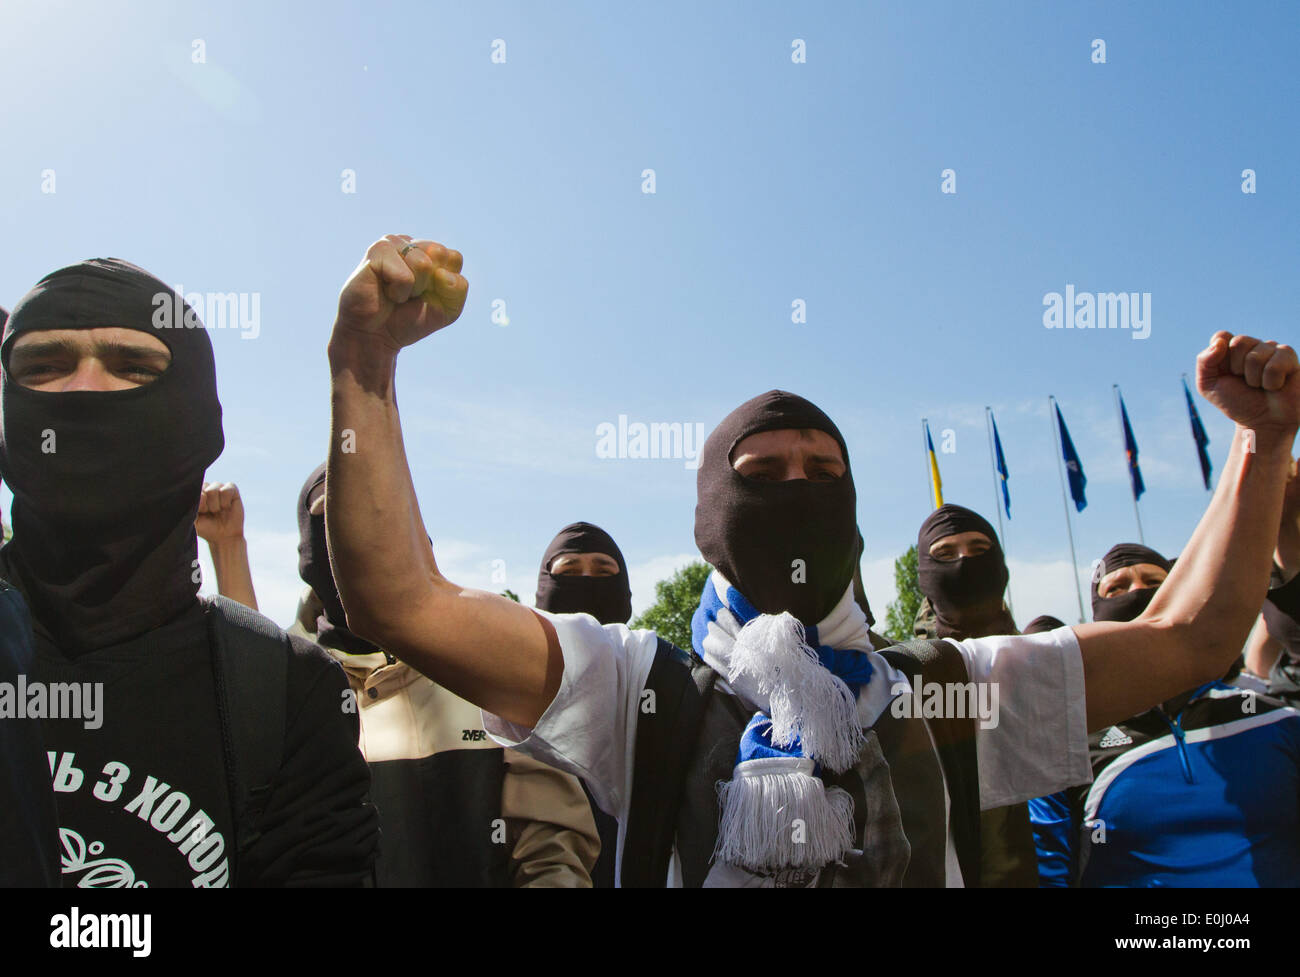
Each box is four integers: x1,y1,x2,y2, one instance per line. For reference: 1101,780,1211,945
1029,682,1300,887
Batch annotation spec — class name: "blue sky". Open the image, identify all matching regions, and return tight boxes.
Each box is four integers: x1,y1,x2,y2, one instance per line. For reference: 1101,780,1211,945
1,1,1296,627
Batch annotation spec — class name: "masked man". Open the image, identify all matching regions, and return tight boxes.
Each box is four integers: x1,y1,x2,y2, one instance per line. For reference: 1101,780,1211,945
324,233,1299,887
915,504,1037,887
534,520,633,886
1029,543,1300,886
297,466,599,886
0,259,377,887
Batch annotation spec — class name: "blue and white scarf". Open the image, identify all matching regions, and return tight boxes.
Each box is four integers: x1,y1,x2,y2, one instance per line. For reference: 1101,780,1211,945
691,570,888,875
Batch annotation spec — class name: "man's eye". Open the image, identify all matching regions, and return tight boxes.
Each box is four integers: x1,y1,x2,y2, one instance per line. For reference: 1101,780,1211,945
119,364,163,381
15,363,61,378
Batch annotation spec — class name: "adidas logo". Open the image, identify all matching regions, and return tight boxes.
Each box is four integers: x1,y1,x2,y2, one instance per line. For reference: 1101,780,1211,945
1098,727,1133,748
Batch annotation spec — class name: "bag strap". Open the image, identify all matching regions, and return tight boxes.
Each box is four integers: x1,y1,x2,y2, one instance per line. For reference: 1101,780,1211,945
879,637,983,888
205,595,288,886
620,638,717,887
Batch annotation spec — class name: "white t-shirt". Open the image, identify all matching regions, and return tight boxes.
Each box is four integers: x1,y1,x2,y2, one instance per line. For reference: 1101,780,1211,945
484,613,1092,887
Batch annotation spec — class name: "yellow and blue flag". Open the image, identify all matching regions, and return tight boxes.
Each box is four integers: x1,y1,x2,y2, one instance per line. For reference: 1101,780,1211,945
925,420,944,509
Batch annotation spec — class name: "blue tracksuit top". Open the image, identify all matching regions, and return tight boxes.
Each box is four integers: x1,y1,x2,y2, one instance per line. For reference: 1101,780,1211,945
1029,682,1300,887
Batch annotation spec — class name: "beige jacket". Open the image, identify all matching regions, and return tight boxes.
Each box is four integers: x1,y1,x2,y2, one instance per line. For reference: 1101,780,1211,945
313,631,599,887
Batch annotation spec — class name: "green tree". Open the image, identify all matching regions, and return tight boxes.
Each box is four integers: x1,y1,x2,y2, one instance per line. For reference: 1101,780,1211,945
500,589,520,602
883,545,922,643
630,560,712,650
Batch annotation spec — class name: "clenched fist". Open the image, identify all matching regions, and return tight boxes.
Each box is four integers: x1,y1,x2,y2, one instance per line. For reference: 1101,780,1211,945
1197,332,1300,445
195,481,246,543
332,234,468,354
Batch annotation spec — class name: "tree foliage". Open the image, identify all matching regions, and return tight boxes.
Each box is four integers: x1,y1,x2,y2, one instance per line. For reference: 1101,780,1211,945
883,545,922,643
630,560,712,651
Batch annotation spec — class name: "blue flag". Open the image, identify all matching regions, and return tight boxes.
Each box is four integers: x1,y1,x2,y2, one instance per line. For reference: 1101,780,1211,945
1118,393,1145,501
991,412,1010,518
1055,403,1087,512
1182,377,1212,490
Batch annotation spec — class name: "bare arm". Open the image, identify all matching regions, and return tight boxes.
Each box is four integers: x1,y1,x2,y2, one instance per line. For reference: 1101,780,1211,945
1244,614,1284,679
326,236,562,728
1242,458,1299,677
1074,333,1299,730
196,481,258,611
1273,457,1300,584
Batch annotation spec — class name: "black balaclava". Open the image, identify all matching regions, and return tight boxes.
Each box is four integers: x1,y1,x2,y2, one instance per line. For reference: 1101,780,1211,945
0,260,224,654
1091,543,1172,623
296,462,381,655
1023,614,1067,635
917,504,1013,639
694,390,858,626
534,522,633,625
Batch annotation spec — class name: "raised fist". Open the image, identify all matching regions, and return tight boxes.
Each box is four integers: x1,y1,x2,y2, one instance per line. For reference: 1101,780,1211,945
333,234,468,353
195,481,246,543
1196,332,1300,441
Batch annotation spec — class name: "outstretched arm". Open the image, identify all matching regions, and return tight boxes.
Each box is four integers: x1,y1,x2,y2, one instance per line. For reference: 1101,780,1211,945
326,235,562,728
1074,333,1299,730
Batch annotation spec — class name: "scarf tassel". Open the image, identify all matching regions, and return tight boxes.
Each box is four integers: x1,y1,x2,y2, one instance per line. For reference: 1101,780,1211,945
729,612,865,772
712,757,856,873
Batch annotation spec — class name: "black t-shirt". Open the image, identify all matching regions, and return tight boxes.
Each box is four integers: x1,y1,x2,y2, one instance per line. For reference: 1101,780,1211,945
34,601,378,887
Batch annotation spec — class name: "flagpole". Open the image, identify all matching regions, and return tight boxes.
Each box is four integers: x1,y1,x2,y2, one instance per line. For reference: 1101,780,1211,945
1050,396,1086,623
985,407,1014,618
1113,384,1145,544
